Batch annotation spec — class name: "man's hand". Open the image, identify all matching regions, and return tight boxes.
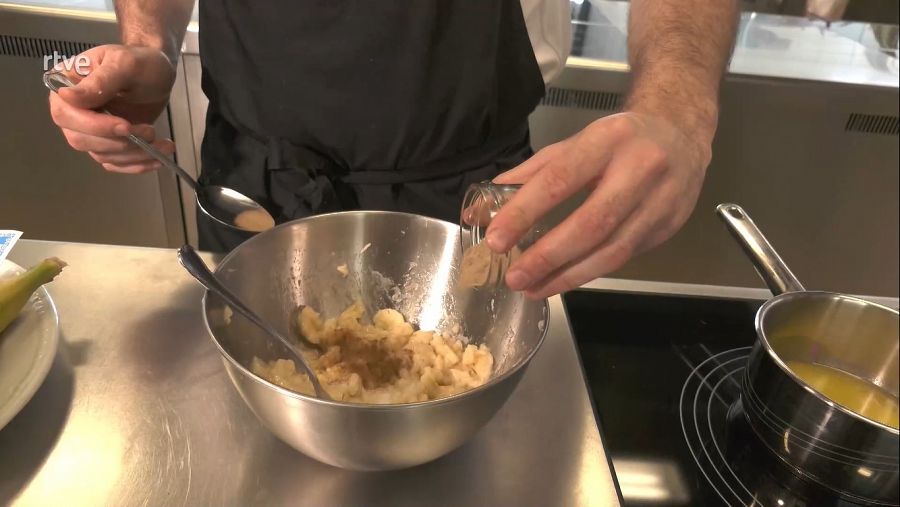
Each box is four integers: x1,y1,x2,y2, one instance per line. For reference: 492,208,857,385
486,0,739,298
487,112,710,298
48,45,177,174
50,0,194,173
806,0,849,23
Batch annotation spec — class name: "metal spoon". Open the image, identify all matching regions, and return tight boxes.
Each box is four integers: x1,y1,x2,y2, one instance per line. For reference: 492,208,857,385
43,69,276,234
177,245,331,400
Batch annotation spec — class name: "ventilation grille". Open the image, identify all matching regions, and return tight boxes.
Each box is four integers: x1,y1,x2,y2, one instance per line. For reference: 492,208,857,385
0,34,95,59
541,87,623,111
845,113,899,136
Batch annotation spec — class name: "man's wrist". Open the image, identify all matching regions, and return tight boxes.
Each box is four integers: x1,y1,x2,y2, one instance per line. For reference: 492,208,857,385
625,86,719,148
120,31,179,66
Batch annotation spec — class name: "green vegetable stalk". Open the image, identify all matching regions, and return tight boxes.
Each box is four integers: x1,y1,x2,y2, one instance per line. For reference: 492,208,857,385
0,258,66,334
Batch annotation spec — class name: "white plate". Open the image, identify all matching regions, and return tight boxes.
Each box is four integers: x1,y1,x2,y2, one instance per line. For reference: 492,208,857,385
0,259,60,430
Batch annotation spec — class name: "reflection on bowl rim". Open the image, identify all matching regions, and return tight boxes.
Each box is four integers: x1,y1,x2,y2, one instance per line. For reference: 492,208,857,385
201,210,550,410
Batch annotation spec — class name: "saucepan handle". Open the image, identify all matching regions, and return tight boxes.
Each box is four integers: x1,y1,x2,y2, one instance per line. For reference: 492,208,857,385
716,203,805,295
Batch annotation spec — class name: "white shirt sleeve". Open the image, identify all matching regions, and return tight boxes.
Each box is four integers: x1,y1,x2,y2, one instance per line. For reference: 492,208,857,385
520,0,573,85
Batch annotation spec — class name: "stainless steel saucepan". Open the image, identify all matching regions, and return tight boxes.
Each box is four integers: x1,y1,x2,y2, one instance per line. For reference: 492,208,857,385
717,203,899,506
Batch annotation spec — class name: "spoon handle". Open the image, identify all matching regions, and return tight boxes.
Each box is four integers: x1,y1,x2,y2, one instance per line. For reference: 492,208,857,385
125,133,199,192
176,245,330,399
42,69,199,193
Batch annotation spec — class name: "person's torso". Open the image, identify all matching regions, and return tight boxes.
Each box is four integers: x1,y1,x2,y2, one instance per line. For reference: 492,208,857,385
199,0,570,172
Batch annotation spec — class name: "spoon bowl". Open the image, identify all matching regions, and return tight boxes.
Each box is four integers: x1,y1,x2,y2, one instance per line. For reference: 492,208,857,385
43,69,275,234
198,186,275,233
176,245,330,399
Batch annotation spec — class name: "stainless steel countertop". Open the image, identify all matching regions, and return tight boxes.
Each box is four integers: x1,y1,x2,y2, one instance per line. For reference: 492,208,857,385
0,239,620,507
580,277,899,309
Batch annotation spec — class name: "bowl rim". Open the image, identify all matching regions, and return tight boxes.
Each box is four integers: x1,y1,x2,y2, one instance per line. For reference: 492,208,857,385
201,210,551,410
755,290,900,435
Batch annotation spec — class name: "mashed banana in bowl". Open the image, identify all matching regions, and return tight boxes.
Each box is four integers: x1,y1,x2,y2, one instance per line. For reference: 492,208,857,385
251,302,494,404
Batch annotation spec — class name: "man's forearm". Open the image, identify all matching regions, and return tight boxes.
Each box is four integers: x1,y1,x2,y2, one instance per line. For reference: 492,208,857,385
625,0,740,144
114,0,194,63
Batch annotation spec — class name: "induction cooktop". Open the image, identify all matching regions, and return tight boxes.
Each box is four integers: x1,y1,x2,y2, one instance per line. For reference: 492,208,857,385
564,289,879,507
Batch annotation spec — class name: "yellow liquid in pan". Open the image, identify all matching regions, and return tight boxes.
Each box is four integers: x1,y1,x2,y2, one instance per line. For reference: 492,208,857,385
786,360,900,430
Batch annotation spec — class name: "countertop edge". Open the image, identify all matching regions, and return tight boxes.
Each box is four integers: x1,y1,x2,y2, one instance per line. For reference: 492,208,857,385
18,239,899,306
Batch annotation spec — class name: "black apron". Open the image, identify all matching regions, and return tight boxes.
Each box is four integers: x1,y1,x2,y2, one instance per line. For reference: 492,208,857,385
197,1,545,252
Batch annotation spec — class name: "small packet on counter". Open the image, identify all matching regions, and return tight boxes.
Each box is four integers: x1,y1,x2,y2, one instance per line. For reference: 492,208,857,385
0,230,23,263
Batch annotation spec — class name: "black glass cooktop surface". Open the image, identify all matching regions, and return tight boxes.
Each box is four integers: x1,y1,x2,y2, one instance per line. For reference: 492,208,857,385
564,289,875,507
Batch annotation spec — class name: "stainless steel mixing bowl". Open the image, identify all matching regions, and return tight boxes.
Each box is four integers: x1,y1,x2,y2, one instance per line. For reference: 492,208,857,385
201,211,549,471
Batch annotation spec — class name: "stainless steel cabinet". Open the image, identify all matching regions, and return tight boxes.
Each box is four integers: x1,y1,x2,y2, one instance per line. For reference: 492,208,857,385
168,48,207,248
0,7,185,248
529,66,899,296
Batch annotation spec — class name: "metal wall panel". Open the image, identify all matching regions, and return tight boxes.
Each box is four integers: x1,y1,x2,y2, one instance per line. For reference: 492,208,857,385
529,66,899,297
0,7,186,248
